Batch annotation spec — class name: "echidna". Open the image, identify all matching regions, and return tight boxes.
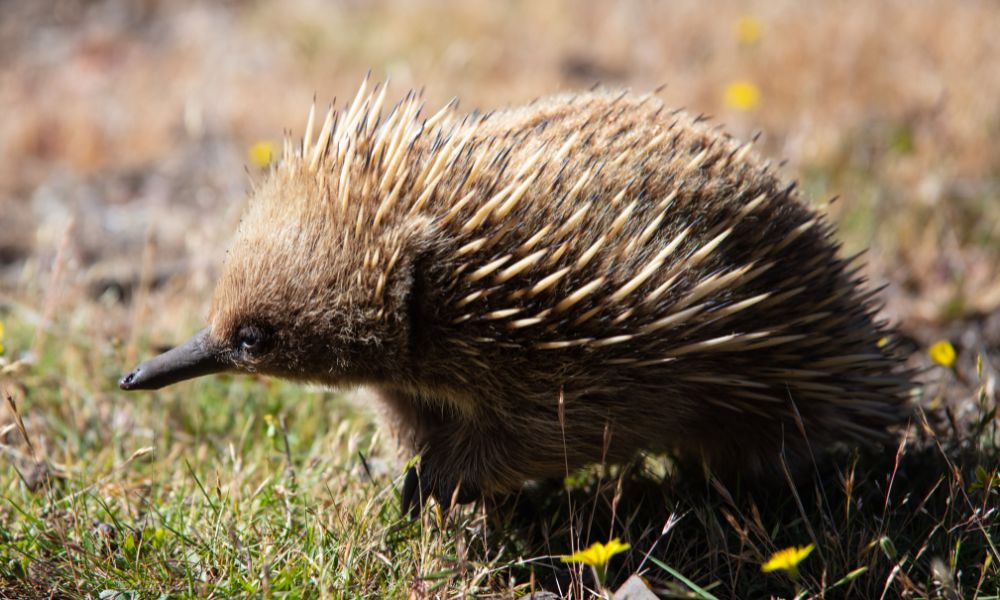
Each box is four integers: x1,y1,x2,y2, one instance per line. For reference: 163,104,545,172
120,79,913,512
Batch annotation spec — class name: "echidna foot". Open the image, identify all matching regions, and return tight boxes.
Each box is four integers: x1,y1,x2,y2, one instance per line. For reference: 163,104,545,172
400,462,480,518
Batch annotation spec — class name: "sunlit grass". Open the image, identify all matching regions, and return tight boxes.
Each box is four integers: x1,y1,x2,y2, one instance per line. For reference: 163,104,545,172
0,302,997,597
2,0,1000,597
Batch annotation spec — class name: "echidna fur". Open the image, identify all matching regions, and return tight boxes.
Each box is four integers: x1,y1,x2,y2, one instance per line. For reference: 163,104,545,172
123,78,914,511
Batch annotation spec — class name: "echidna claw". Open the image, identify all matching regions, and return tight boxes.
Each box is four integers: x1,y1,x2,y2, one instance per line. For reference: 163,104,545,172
400,463,482,518
401,465,421,519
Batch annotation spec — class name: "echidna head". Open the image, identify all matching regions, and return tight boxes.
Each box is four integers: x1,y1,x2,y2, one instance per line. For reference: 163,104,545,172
120,166,421,391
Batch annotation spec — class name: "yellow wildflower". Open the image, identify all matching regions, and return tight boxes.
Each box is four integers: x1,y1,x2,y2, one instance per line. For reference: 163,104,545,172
735,16,762,45
928,340,956,368
264,413,279,438
561,538,631,567
248,141,278,168
0,320,5,354
724,80,761,111
561,538,631,589
762,544,814,577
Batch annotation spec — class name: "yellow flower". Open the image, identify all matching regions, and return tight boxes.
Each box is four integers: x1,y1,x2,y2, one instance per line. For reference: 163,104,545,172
724,80,761,111
561,538,631,567
248,141,278,168
0,320,5,354
735,16,762,45
928,340,956,368
762,544,814,576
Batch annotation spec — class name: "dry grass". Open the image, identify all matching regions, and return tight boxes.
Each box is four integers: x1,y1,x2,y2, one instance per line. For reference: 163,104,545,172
1,0,998,597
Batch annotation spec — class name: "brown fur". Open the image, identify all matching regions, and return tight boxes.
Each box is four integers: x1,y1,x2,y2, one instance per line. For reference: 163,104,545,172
206,81,913,504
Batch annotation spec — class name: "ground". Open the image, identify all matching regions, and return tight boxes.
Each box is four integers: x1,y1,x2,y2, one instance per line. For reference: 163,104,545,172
0,0,998,598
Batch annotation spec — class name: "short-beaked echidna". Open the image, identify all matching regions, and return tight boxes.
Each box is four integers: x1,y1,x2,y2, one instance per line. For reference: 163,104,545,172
121,80,913,511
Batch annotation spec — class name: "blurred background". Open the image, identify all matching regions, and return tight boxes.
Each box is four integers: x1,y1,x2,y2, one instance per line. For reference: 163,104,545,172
1,0,999,378
2,0,999,354
0,1,999,596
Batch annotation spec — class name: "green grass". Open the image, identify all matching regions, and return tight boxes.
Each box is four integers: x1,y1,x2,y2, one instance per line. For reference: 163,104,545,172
3,0,1000,597
0,305,998,599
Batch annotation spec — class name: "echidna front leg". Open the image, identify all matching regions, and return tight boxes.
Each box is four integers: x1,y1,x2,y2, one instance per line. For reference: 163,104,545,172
377,387,500,515
399,414,497,516
400,460,481,518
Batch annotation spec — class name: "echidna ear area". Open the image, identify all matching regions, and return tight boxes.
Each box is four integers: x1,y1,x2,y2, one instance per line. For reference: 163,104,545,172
254,77,911,443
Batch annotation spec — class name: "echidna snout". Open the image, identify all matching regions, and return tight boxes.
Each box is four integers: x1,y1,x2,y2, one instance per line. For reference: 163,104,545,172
121,80,914,511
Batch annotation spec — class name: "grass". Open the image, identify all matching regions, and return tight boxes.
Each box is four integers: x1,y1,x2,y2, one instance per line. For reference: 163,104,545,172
2,0,1000,597
0,299,998,598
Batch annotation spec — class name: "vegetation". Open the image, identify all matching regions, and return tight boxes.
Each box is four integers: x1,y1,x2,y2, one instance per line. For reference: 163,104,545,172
1,0,998,597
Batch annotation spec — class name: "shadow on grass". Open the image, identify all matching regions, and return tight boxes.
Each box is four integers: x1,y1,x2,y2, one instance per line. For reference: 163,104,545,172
476,422,998,598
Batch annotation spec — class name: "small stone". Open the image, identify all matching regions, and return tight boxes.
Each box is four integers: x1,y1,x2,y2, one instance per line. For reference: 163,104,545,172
525,592,561,600
614,574,658,600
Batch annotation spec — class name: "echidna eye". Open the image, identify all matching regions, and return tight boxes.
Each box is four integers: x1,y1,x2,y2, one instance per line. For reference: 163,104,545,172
236,325,264,353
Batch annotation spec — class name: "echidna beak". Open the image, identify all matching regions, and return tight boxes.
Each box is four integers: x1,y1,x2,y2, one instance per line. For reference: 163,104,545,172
119,328,228,390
